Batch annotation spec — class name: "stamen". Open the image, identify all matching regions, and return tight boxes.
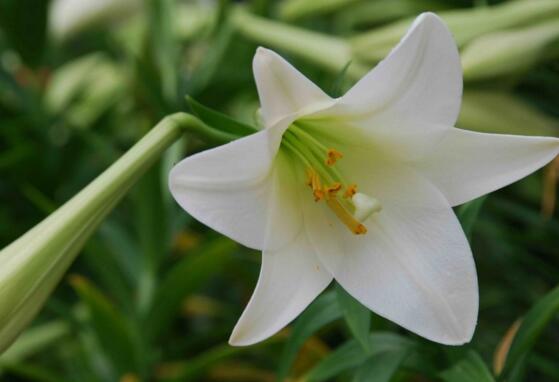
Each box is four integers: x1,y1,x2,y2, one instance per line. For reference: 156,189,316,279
308,168,325,201
281,122,376,235
326,198,367,235
326,149,343,166
344,184,357,198
324,182,342,199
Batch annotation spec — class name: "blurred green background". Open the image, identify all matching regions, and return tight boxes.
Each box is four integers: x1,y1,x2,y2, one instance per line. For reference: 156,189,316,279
0,0,558,381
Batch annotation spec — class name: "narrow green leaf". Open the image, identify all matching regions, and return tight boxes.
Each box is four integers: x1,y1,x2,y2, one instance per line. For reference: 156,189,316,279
440,351,495,382
134,166,170,315
352,349,408,382
277,291,342,381
70,276,141,376
502,284,559,378
0,321,69,366
329,60,352,98
305,332,415,382
186,96,257,137
335,283,371,353
457,196,486,239
147,0,180,107
146,238,237,339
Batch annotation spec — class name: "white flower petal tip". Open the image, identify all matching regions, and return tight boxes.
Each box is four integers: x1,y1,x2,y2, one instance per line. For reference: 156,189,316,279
252,47,331,127
228,233,332,346
416,129,559,206
415,289,479,346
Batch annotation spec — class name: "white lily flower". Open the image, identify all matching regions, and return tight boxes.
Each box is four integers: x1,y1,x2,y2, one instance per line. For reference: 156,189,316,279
169,13,559,346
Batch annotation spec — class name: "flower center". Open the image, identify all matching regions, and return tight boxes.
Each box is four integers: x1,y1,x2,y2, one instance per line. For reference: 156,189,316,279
281,122,381,235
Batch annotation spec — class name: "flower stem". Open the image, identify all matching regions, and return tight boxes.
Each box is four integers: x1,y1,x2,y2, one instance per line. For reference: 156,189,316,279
0,112,222,352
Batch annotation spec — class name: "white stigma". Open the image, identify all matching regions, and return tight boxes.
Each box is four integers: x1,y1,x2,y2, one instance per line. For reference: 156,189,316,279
352,192,382,222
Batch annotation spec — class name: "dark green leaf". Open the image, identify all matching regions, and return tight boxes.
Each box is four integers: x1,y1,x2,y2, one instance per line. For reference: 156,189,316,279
352,349,408,382
70,276,141,376
440,350,495,382
457,196,487,239
146,238,237,339
276,290,342,381
501,284,559,379
186,96,257,137
329,60,352,97
335,283,371,353
305,332,415,382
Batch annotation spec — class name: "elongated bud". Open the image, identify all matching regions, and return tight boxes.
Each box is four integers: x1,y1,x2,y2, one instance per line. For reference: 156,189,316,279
279,0,359,21
45,53,125,129
0,113,199,353
462,19,559,81
49,0,141,40
459,90,559,137
351,0,559,64
231,7,368,77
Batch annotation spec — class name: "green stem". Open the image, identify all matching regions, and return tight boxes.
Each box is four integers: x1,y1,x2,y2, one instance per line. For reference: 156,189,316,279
0,112,223,353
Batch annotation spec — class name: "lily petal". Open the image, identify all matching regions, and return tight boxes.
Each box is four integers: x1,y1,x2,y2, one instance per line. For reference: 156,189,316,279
229,232,332,346
340,12,462,127
414,128,559,206
253,47,332,128
169,129,301,250
304,157,478,345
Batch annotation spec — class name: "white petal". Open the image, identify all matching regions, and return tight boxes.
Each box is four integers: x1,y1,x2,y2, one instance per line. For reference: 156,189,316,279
169,128,301,250
413,128,559,206
304,158,478,345
253,47,332,128
229,232,332,346
340,12,462,127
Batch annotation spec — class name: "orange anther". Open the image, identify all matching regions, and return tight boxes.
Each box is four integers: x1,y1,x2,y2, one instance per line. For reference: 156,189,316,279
344,184,357,198
326,149,343,166
324,182,342,199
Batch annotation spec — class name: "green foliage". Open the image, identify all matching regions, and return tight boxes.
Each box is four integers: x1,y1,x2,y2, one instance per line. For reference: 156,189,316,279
277,291,343,380
186,96,257,137
440,351,496,382
501,284,559,380
0,0,48,66
335,284,371,353
458,196,487,239
304,332,415,381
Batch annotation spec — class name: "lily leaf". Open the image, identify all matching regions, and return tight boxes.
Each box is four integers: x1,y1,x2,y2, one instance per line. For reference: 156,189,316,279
304,332,415,382
276,291,342,381
501,284,559,379
352,349,409,382
186,96,257,137
440,350,495,382
70,276,141,377
146,238,237,340
457,196,486,239
335,283,371,353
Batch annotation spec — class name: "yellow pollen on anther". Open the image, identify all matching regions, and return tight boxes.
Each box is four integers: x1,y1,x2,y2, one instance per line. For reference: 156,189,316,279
324,182,342,199
325,198,368,235
326,149,343,166
344,184,357,198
